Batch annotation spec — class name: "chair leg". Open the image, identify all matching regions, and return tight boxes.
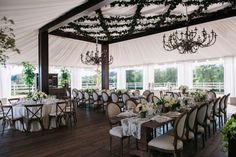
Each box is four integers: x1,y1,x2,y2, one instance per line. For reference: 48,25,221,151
109,136,112,152
2,120,6,136
194,133,198,151
208,125,211,137
121,139,123,157
202,134,205,148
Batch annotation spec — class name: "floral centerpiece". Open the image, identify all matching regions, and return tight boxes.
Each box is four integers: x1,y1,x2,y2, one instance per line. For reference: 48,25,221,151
221,115,236,156
135,104,148,118
179,85,189,94
156,97,180,112
32,91,47,102
191,90,207,102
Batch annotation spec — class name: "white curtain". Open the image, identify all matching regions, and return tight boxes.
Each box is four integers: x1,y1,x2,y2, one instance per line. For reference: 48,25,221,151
224,56,236,96
143,65,154,90
177,62,193,88
117,67,126,89
70,67,82,90
0,66,11,98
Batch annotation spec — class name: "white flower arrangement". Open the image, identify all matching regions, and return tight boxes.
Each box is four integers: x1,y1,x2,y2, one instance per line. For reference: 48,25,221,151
135,103,148,113
32,91,47,101
164,97,179,108
193,90,207,102
179,85,189,93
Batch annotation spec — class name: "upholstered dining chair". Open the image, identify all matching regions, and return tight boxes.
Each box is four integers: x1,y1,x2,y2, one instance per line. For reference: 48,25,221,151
211,97,221,134
140,97,148,104
1,103,25,136
71,88,79,106
205,100,214,137
220,93,230,124
102,91,110,111
142,90,151,98
122,93,130,105
148,112,188,157
84,91,94,108
125,99,137,112
195,103,208,149
106,102,130,157
77,90,84,107
111,92,123,109
146,92,154,103
218,95,226,127
152,96,160,104
92,91,103,110
206,90,217,102
184,106,198,142
24,104,44,134
48,101,67,128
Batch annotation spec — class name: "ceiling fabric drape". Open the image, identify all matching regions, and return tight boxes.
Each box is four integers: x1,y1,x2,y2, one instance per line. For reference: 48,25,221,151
0,0,236,68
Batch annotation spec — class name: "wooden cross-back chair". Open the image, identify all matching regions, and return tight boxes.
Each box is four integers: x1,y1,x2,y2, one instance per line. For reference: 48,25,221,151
25,104,44,134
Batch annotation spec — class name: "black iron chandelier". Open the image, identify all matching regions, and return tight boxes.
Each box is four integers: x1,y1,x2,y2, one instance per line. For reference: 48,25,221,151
81,36,113,65
162,6,217,54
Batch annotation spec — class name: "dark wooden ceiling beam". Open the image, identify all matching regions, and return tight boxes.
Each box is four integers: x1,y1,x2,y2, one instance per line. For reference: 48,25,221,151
109,9,236,44
96,9,111,40
50,30,105,44
39,0,115,33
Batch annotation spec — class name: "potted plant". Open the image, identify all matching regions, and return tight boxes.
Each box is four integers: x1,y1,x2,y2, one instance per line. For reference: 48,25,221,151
221,115,236,157
22,62,35,97
60,68,70,88
0,16,20,66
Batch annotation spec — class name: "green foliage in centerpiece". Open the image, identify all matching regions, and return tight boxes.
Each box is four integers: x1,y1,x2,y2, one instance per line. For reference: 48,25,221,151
0,16,20,66
221,115,236,151
191,90,207,102
22,61,35,97
179,85,189,94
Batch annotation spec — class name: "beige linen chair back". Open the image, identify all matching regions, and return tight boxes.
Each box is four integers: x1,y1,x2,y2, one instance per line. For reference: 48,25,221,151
152,96,160,104
125,99,137,111
122,93,130,104
102,91,109,102
197,103,208,125
92,91,99,101
111,92,119,103
187,106,198,131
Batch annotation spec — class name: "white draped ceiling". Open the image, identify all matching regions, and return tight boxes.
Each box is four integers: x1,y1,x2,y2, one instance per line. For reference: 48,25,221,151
0,0,236,68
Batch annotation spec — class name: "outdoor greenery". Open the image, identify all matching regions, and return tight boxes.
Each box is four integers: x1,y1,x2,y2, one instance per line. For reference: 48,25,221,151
0,16,20,66
59,68,70,87
221,115,236,151
154,67,177,84
126,70,143,89
22,62,35,96
193,64,224,83
109,71,117,88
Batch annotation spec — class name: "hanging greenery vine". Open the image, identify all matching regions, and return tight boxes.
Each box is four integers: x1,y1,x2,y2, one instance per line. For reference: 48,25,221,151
57,0,236,41
0,17,20,66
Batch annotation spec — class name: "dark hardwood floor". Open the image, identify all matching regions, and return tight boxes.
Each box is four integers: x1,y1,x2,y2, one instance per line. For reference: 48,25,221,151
0,108,227,157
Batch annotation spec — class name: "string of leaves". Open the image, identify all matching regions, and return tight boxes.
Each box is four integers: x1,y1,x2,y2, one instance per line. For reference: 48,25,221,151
58,0,235,41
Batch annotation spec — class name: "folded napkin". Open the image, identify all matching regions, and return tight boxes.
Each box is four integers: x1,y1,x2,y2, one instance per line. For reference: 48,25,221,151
117,111,137,117
151,115,172,123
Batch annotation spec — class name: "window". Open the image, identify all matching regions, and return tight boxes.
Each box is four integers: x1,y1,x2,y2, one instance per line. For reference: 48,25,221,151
193,64,224,93
109,71,117,89
154,67,177,87
81,70,97,89
126,70,143,90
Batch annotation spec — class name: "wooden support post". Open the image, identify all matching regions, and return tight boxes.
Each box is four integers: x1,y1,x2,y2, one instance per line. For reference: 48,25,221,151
101,44,109,89
38,31,49,94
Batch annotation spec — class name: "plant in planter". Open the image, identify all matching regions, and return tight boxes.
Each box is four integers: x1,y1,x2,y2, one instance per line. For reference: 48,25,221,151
0,16,20,66
221,115,236,157
60,68,70,87
22,62,35,97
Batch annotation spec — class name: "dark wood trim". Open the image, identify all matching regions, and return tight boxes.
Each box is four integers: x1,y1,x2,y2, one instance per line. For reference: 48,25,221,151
50,30,105,44
38,31,49,94
101,44,109,89
96,9,111,41
109,9,236,44
39,0,114,33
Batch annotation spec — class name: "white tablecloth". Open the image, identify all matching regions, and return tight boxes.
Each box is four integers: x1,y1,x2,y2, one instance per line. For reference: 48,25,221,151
12,99,65,132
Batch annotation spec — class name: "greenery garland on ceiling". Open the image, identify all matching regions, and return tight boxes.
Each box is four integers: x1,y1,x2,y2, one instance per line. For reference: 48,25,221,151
57,0,236,41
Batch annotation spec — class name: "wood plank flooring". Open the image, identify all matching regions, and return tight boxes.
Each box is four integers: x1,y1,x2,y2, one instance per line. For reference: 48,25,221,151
0,108,227,157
